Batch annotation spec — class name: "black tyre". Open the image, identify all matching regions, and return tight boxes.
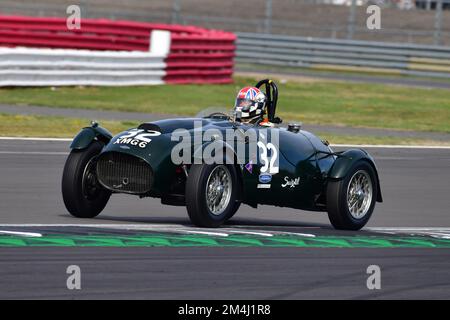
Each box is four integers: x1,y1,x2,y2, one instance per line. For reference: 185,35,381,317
228,201,241,221
326,161,378,230
186,164,240,227
62,141,111,218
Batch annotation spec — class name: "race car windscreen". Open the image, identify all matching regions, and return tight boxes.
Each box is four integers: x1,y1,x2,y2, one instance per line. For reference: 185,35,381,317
195,107,232,119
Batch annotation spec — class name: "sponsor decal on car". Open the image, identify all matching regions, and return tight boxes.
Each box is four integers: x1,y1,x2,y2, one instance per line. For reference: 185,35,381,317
259,173,272,184
113,129,161,149
281,176,300,188
257,184,271,189
245,161,253,173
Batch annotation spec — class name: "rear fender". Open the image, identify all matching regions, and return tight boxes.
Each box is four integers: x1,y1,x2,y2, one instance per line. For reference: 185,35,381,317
328,149,383,202
70,123,113,150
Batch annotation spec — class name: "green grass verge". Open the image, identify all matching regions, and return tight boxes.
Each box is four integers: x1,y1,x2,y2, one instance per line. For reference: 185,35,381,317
0,76,449,133
1,113,448,146
314,132,450,146
0,113,139,138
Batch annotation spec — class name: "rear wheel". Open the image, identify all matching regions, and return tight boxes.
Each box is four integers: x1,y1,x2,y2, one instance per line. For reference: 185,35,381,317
186,164,240,227
62,141,111,218
326,161,377,230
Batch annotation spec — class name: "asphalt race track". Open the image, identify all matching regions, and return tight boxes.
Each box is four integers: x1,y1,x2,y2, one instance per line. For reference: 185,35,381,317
0,139,450,299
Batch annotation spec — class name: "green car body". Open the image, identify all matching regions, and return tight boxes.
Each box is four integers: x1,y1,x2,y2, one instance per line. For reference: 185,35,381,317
70,117,382,212
63,79,382,230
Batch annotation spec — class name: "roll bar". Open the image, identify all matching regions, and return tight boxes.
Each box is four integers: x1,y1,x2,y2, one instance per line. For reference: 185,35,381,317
255,79,282,124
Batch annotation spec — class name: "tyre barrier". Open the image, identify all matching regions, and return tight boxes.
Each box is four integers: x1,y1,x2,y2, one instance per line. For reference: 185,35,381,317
0,15,236,86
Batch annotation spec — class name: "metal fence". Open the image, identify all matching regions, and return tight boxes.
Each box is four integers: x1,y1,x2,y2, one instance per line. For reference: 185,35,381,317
0,0,449,46
236,32,450,78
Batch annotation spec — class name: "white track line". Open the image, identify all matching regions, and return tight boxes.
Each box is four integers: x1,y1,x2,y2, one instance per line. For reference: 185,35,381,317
270,231,316,238
0,137,449,149
231,225,321,229
418,233,450,239
4,224,450,230
221,229,316,238
0,137,72,142
0,151,69,155
0,224,231,237
3,224,450,240
331,144,450,149
83,224,231,237
171,229,229,237
0,224,185,228
368,227,450,240
0,224,316,238
221,229,274,237
0,230,42,237
105,225,231,237
0,224,318,238
368,227,450,231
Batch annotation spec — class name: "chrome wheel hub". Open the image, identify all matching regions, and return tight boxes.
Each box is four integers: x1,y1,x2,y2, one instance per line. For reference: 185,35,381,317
205,165,232,216
346,170,373,219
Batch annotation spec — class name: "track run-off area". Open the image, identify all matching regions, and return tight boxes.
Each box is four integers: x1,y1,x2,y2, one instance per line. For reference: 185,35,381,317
0,138,450,298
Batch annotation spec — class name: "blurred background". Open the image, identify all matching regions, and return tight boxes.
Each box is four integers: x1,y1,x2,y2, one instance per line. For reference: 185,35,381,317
1,0,449,45
0,1,449,242
0,1,449,146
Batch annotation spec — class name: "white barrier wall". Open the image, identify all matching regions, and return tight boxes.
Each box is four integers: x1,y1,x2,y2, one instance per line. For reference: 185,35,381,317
0,30,171,86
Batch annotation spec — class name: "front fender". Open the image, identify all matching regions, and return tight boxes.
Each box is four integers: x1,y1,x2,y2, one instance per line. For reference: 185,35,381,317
193,140,237,164
329,149,383,202
192,140,244,202
70,124,113,150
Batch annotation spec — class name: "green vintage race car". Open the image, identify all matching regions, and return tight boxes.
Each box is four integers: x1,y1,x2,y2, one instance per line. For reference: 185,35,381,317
62,79,382,230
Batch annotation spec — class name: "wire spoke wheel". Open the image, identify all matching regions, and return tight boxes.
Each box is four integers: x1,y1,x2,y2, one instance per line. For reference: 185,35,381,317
346,170,373,219
186,163,240,228
205,165,232,216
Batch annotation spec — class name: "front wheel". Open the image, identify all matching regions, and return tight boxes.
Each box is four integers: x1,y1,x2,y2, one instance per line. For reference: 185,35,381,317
62,141,111,218
185,164,240,228
326,161,378,230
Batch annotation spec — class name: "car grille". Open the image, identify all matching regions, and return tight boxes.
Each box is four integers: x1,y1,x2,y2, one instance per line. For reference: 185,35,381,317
96,152,153,194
